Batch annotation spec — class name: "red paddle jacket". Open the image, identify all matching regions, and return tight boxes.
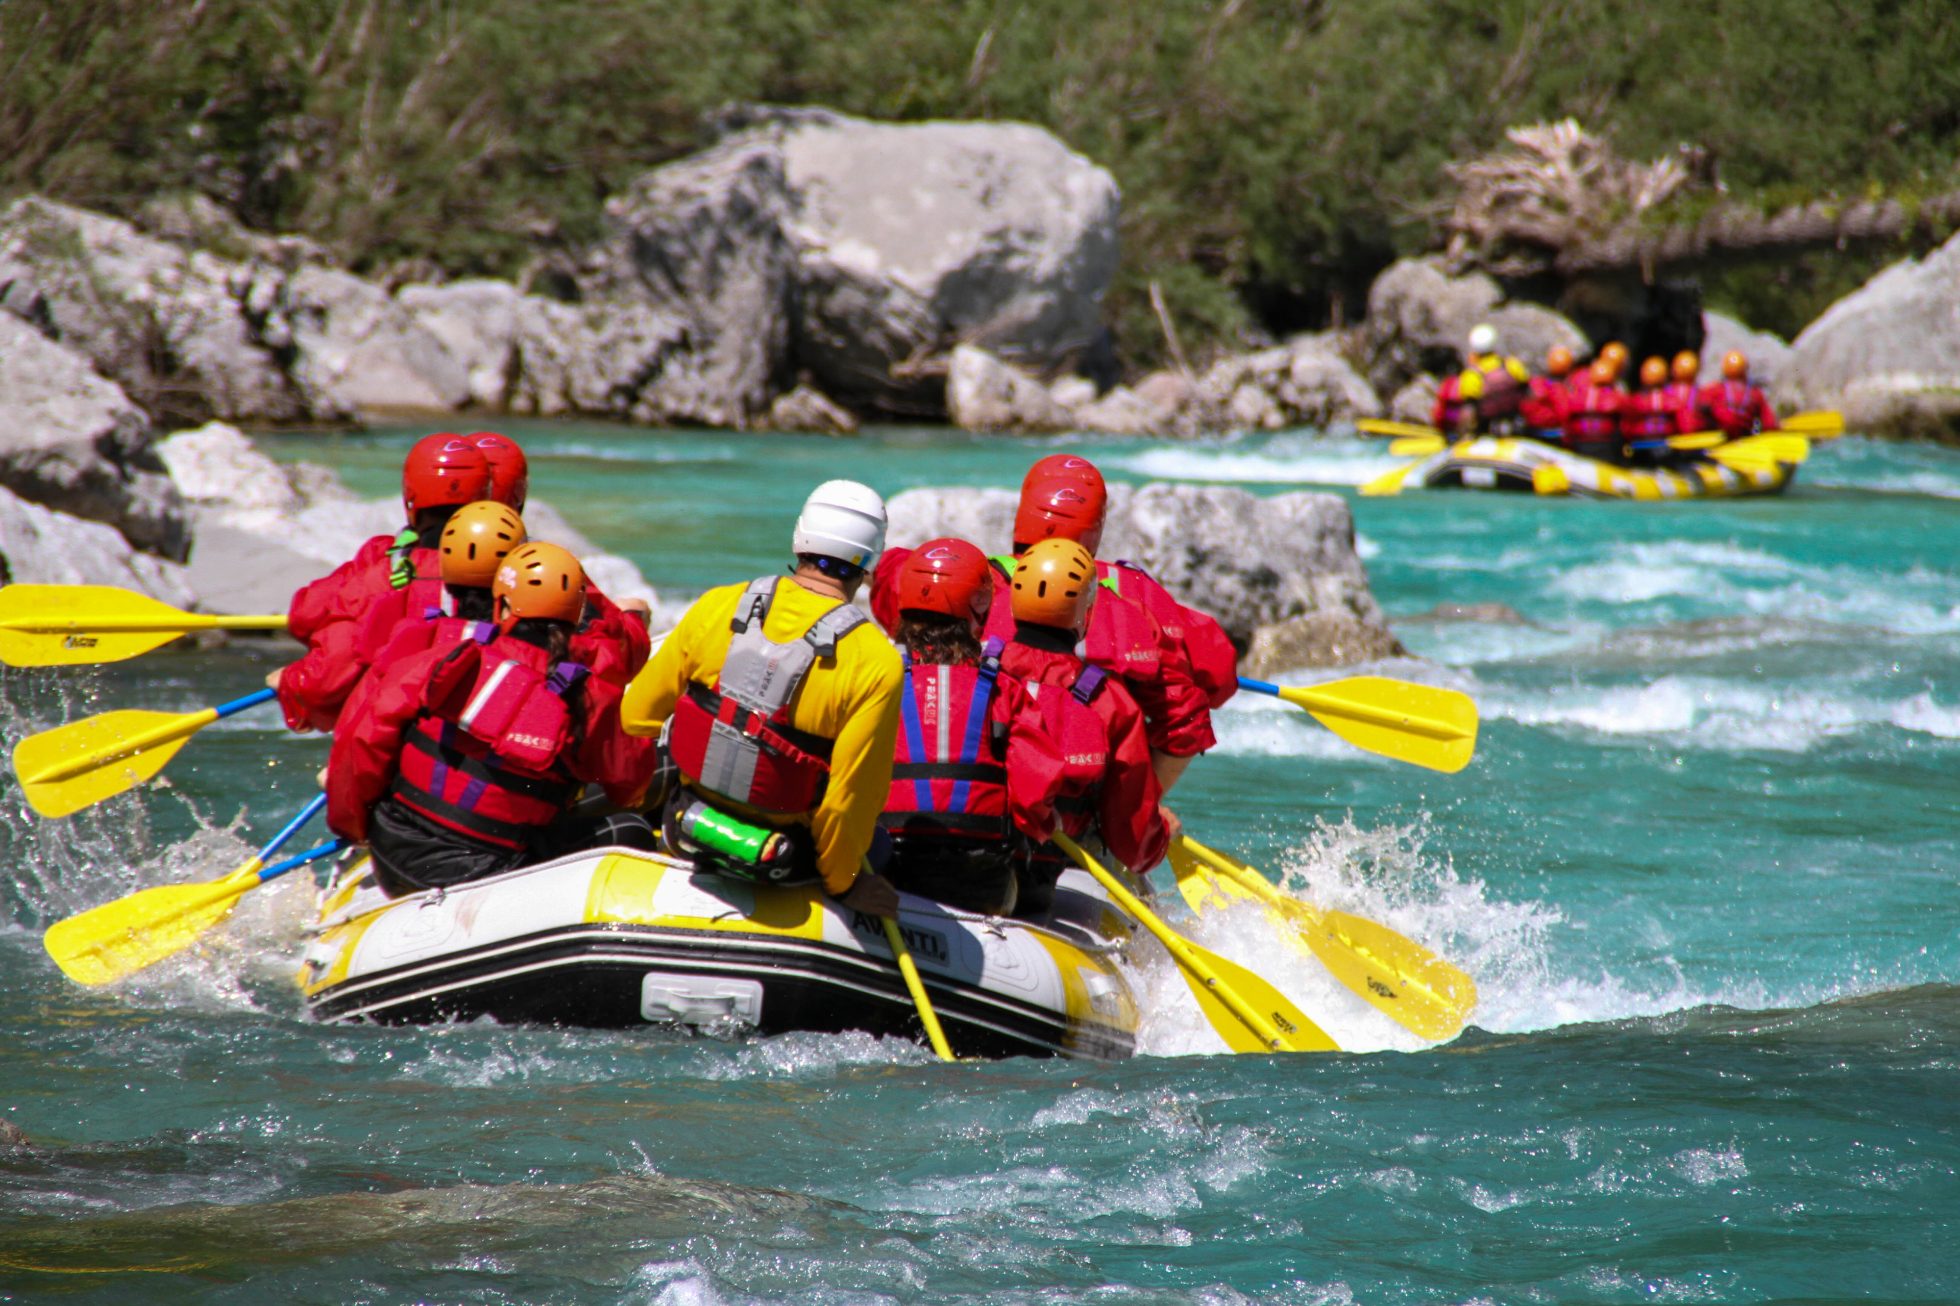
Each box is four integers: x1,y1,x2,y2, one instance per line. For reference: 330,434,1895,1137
1430,374,1472,432
1700,380,1779,439
1561,376,1624,443
1094,560,1237,711
1620,387,1680,441
327,632,654,845
279,530,409,732
873,548,1215,759
1662,381,1708,434
997,624,1169,875
1520,376,1570,431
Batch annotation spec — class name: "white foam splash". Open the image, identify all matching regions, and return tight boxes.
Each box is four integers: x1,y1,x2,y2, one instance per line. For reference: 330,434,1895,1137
1111,435,1402,488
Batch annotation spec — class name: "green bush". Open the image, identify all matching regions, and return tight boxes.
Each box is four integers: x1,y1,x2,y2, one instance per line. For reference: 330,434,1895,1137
5,0,1957,365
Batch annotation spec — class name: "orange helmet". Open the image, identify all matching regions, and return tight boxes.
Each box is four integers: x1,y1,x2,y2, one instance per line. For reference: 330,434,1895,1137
402,433,491,515
1672,351,1699,383
1545,345,1574,377
1639,357,1667,388
1010,539,1095,632
895,538,993,628
1600,341,1630,367
493,541,586,628
1014,455,1107,553
1589,359,1617,386
470,431,529,511
439,501,527,589
1722,350,1748,380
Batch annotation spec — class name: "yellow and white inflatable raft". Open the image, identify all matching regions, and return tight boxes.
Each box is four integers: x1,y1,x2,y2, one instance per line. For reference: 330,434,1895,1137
299,848,1139,1061
1407,436,1796,500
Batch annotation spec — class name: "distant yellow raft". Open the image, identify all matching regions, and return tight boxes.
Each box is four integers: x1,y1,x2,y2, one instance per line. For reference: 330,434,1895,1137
1406,437,1796,500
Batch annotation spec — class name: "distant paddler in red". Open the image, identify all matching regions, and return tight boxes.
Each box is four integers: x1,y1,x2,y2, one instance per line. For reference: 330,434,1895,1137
1458,323,1531,435
1519,344,1576,442
1701,351,1780,440
1621,356,1682,466
1664,352,1711,436
1561,358,1627,464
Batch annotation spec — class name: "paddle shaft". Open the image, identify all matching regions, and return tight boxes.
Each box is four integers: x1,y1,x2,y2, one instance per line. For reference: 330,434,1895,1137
22,687,277,786
256,839,347,886
1237,677,1470,744
242,793,328,874
0,614,288,633
1053,832,1296,1053
882,916,954,1061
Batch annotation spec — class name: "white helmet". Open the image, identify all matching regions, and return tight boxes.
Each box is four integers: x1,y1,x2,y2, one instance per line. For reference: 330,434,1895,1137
1467,323,1498,355
792,479,887,571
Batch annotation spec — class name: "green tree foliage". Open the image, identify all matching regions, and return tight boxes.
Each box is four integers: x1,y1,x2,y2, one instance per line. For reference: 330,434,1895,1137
5,0,1958,361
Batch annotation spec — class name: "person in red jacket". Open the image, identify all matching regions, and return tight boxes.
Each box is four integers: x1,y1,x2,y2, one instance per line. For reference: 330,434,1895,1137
1665,352,1710,435
363,500,525,668
1701,350,1779,440
1562,358,1627,464
870,466,1215,793
328,542,658,897
1430,371,1475,435
877,538,1076,915
275,433,491,733
1520,345,1575,441
995,539,1170,913
1621,356,1681,466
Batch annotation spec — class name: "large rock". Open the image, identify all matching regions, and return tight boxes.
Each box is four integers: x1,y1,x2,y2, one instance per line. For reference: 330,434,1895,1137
886,481,1394,661
0,483,192,604
1361,256,1587,394
945,345,1075,433
0,313,188,558
1700,311,1790,390
1779,238,1960,438
397,280,527,410
274,266,474,414
0,196,313,425
1195,334,1382,432
581,107,1120,423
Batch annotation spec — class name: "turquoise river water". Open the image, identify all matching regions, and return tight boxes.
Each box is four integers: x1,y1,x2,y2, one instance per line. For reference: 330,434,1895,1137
2,423,1956,1302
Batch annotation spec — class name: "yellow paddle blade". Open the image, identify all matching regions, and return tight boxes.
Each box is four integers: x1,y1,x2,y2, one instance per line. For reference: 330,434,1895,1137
1782,410,1844,437
1666,430,1726,450
1055,833,1336,1053
1174,837,1476,1041
1388,435,1447,457
1359,462,1421,497
12,706,217,818
1707,433,1808,470
43,867,259,985
1171,840,1262,916
1276,676,1478,773
1357,418,1442,440
0,584,287,667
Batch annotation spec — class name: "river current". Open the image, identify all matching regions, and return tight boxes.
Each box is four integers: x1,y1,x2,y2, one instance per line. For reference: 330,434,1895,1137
3,424,1955,1302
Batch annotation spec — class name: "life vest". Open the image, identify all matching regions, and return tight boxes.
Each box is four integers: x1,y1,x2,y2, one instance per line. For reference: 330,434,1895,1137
663,577,869,816
358,544,447,662
389,631,591,850
1027,663,1111,857
880,641,1011,842
1563,378,1621,440
1703,381,1768,437
1472,356,1525,424
1621,389,1678,441
1433,374,1472,431
1519,376,1568,432
1663,382,1706,432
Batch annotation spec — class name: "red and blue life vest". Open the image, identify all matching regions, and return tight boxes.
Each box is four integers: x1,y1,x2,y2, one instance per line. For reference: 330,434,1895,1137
389,630,591,850
881,640,1011,842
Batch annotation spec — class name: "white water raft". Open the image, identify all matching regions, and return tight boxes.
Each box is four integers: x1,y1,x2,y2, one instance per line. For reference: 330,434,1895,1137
298,848,1140,1060
1407,436,1796,500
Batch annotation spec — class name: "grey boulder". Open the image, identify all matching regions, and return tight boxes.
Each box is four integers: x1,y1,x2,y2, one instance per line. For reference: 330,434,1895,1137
0,482,192,604
1700,311,1790,391
1196,334,1382,431
1361,256,1586,394
0,313,187,558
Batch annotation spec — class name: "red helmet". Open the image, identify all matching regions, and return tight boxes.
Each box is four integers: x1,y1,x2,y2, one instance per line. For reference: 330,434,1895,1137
402,433,491,515
894,538,993,629
1014,455,1108,553
470,431,528,510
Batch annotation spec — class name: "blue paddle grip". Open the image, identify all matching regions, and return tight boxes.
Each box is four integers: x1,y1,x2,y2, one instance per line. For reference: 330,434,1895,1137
214,687,279,719
253,793,327,863
255,839,348,885
1236,677,1281,697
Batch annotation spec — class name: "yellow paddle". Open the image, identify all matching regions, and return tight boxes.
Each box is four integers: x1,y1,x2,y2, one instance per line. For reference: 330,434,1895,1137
44,794,344,985
0,585,288,668
1053,832,1337,1053
13,687,279,818
882,916,955,1061
1357,418,1444,440
1169,836,1476,1040
1236,676,1478,774
1782,410,1845,438
1705,433,1810,471
1389,435,1448,457
1359,461,1424,497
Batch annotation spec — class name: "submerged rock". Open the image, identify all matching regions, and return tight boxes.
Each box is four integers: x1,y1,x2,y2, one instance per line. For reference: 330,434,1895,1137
0,313,188,559
887,480,1396,663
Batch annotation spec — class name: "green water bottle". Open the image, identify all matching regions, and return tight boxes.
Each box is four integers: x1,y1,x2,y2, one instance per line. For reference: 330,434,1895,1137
675,798,788,870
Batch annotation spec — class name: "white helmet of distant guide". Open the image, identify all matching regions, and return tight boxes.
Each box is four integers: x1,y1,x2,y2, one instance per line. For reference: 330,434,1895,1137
794,479,887,571
1467,323,1497,354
